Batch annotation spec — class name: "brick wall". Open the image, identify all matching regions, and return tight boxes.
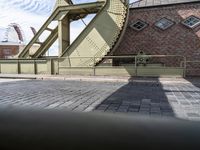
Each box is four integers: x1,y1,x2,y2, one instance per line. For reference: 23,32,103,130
0,45,19,59
114,3,200,76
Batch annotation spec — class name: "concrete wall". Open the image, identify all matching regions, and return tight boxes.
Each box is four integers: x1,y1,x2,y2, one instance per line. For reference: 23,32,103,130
115,2,200,76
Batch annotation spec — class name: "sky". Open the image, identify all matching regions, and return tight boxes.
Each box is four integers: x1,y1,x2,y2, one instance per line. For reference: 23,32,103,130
0,0,137,55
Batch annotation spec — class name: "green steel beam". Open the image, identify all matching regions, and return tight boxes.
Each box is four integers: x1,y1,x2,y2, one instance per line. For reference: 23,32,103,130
17,1,105,59
60,0,129,67
58,15,70,56
31,27,59,58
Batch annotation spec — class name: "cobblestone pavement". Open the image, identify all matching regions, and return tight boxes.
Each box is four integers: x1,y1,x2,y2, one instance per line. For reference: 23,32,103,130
0,78,200,121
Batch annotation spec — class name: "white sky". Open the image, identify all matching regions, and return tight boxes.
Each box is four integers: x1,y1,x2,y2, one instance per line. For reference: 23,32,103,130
0,0,137,55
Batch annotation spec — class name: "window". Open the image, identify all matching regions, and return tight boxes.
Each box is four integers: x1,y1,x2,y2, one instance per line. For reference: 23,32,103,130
130,19,148,31
3,49,12,55
155,18,174,30
182,16,200,29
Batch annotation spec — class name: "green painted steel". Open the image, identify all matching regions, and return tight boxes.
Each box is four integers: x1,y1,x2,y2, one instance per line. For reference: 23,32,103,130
17,1,105,58
60,0,129,67
0,55,185,77
0,1,186,77
0,59,52,75
18,0,129,68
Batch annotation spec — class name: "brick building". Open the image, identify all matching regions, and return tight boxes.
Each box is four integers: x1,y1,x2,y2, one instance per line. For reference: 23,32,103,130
114,0,200,76
0,42,24,59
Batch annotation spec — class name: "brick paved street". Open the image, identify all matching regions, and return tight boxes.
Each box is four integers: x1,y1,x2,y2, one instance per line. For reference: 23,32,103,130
0,78,200,121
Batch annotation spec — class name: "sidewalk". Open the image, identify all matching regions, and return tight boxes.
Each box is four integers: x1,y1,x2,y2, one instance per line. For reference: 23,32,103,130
0,73,190,83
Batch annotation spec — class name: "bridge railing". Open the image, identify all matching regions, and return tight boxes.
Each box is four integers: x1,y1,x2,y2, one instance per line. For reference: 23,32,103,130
58,55,185,77
0,55,185,77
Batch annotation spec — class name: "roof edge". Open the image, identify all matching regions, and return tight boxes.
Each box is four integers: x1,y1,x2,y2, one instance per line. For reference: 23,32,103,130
130,1,200,10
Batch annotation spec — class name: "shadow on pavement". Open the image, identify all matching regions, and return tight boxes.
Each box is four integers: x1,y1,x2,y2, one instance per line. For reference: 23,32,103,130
93,77,175,118
185,77,200,88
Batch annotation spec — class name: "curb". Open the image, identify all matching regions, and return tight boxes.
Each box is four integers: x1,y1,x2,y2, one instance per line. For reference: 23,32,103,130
0,74,193,84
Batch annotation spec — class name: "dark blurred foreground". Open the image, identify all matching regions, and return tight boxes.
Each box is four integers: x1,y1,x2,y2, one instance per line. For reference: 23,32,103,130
0,108,199,150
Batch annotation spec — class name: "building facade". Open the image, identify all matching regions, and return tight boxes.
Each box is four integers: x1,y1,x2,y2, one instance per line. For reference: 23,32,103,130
114,0,200,76
0,42,23,59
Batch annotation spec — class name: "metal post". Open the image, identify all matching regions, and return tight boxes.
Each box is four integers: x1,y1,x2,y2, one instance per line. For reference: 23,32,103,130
57,58,60,75
34,60,37,75
17,59,20,74
183,56,187,78
58,14,70,56
93,57,96,76
49,58,53,75
135,56,137,76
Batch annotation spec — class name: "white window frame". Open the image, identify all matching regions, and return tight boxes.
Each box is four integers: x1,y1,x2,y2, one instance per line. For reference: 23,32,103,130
182,15,200,29
155,17,174,30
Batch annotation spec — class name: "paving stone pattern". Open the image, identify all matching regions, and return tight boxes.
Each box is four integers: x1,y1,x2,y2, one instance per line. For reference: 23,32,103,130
0,79,200,121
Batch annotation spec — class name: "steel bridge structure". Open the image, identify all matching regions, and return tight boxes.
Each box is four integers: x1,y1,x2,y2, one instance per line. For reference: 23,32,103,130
0,0,185,77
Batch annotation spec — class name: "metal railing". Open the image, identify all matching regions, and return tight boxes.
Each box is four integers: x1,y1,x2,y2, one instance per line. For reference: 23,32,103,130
58,55,186,77
0,55,186,77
